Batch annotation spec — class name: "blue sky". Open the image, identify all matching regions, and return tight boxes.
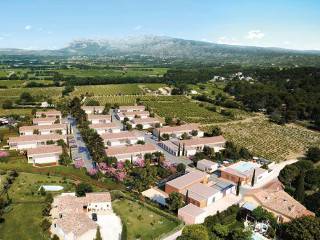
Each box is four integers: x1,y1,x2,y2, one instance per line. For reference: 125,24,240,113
0,0,319,50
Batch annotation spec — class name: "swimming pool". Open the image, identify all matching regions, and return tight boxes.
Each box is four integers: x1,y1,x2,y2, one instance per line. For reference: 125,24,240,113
39,185,64,191
232,162,257,173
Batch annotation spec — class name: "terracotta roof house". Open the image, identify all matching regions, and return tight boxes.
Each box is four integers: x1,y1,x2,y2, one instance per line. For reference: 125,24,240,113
87,114,111,124
116,111,150,121
244,180,315,223
27,145,62,166
33,117,58,126
153,124,204,138
100,131,144,147
89,122,122,134
178,203,207,225
117,105,145,113
130,117,161,129
165,170,209,195
159,136,226,157
19,124,67,136
81,106,104,115
220,161,269,185
51,192,112,240
8,134,66,150
105,143,157,161
36,110,62,119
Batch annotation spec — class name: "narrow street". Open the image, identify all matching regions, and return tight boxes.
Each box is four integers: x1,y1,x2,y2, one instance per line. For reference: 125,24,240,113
67,115,94,171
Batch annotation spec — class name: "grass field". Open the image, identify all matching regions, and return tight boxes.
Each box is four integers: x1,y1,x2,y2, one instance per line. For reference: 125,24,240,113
113,199,180,240
57,67,167,78
0,172,76,240
0,80,53,88
203,116,320,161
0,108,32,116
188,82,226,97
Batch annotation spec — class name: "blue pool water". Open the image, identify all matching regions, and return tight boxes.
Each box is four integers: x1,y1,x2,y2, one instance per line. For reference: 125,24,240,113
233,162,256,173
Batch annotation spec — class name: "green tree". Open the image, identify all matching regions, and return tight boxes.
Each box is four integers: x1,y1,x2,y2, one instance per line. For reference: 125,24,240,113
305,192,320,217
176,163,186,173
167,192,184,212
19,92,34,104
75,183,93,197
278,164,300,186
2,100,13,109
305,147,320,163
251,169,256,187
94,226,102,240
177,224,209,240
294,171,305,203
277,216,320,240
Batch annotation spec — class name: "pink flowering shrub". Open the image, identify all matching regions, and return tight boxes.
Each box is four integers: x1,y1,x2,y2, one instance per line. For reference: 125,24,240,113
99,162,108,171
87,168,98,176
74,159,85,168
134,158,145,168
116,161,124,169
0,151,9,158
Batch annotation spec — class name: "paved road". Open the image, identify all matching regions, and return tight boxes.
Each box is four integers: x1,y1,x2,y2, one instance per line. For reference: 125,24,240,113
67,116,94,171
110,109,124,129
143,133,192,165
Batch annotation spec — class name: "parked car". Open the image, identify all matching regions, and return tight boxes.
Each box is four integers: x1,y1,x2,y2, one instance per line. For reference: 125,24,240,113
92,213,97,221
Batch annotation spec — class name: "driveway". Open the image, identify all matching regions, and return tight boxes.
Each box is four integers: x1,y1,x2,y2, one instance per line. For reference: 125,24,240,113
110,109,124,129
67,115,94,171
143,133,192,165
97,213,122,240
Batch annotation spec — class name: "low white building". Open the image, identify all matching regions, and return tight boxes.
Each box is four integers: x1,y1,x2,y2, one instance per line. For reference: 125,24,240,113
87,114,111,124
51,192,113,240
105,143,158,161
130,117,161,129
19,124,67,136
89,123,122,134
36,110,62,119
178,203,207,225
116,105,145,113
100,131,144,147
8,134,66,150
81,106,104,115
116,111,150,121
197,159,218,173
27,145,62,166
153,124,204,139
33,117,58,126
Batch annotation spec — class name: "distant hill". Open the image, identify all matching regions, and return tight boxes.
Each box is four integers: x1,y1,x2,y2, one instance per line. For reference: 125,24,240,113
1,35,320,65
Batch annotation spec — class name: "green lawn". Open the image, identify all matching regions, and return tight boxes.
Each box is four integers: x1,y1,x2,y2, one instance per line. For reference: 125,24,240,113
113,199,181,240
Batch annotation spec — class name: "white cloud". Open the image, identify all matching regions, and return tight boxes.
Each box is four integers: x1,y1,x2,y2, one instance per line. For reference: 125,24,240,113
201,38,213,43
133,25,142,31
246,30,265,40
25,25,32,30
0,37,3,41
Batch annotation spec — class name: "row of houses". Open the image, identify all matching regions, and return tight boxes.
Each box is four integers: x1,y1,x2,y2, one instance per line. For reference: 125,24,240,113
9,110,66,166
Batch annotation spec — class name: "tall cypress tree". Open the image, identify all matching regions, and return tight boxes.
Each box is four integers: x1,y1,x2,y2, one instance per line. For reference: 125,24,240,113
251,169,256,187
158,130,161,142
182,143,185,156
295,171,305,203
185,190,189,204
236,178,241,196
178,143,181,157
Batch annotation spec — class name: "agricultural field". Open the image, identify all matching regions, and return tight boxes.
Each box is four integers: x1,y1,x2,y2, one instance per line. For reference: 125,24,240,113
0,80,53,88
203,117,320,162
0,172,76,240
57,67,167,78
142,95,252,124
188,82,226,97
72,83,144,96
84,95,138,106
0,108,32,117
113,198,180,240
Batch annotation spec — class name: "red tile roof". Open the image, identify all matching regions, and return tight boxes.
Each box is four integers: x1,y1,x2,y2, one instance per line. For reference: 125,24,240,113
105,143,157,156
27,145,63,156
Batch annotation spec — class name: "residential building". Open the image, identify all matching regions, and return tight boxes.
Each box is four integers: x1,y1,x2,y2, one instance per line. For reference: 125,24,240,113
81,106,104,115
178,203,207,225
8,134,66,150
244,180,315,223
105,143,157,161
116,111,150,121
89,123,121,134
159,136,226,157
33,117,58,126
87,114,111,124
220,161,269,185
153,124,204,138
165,170,209,195
130,117,161,129
116,105,145,113
27,145,62,166
36,110,62,119
19,124,67,136
197,159,218,173
100,131,144,147
51,192,112,240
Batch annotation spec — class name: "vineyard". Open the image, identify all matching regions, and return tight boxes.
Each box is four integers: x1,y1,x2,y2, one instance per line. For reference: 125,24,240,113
72,84,143,96
204,117,320,162
0,80,53,88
